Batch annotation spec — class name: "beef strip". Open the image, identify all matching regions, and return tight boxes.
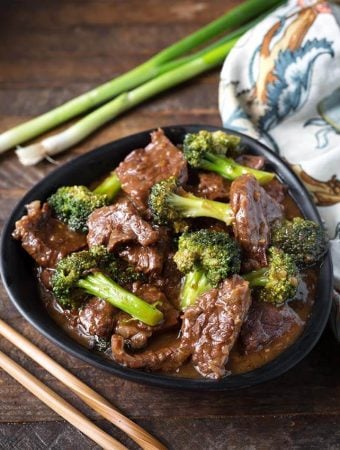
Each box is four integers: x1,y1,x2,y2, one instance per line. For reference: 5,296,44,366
180,276,251,379
111,276,251,379
111,335,182,370
12,201,87,268
236,154,265,170
196,172,230,201
111,281,182,365
78,297,116,339
38,268,54,290
64,308,81,328
119,245,163,274
118,226,170,275
263,178,287,204
87,198,160,251
230,174,283,268
240,300,304,354
113,283,179,350
114,315,153,350
155,252,182,309
115,129,188,211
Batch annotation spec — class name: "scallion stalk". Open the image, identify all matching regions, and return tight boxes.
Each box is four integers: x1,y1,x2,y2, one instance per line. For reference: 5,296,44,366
0,0,283,153
16,35,240,165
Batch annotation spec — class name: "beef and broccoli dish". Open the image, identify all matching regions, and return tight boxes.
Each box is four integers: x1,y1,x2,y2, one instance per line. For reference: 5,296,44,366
12,129,328,379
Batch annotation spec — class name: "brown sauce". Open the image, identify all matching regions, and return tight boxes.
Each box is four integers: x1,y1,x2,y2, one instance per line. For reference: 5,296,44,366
38,187,318,378
228,270,317,375
139,269,316,379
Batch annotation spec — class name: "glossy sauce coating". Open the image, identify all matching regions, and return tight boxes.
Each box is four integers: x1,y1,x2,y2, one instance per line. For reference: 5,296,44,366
38,187,317,378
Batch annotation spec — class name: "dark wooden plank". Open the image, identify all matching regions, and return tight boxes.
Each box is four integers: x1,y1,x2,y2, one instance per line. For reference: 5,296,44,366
0,414,339,450
0,0,240,28
0,314,338,424
0,0,239,78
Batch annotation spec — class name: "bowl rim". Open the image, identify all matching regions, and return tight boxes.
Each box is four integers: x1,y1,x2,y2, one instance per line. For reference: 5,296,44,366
0,124,333,391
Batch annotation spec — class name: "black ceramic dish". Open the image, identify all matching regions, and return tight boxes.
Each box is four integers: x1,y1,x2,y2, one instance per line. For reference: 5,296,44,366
0,125,333,391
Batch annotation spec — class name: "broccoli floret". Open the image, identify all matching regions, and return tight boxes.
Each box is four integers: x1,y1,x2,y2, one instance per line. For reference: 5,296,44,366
174,230,241,285
48,171,121,233
183,130,241,164
83,244,142,285
51,246,163,326
243,247,299,306
271,217,328,267
148,176,234,226
174,230,241,309
51,245,115,306
48,186,109,233
183,130,274,184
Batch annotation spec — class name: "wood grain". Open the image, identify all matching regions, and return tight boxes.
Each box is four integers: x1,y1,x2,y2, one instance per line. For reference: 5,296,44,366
0,415,339,450
0,1,339,449
0,349,128,450
0,319,166,450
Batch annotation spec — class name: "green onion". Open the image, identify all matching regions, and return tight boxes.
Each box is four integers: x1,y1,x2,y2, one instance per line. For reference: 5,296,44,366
16,35,240,165
18,14,270,166
0,0,283,154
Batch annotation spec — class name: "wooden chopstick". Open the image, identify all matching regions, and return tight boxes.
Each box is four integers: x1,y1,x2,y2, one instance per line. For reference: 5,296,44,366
0,349,127,450
0,319,167,450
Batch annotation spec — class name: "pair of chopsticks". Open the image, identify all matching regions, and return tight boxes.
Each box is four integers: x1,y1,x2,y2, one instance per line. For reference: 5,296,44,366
0,318,166,450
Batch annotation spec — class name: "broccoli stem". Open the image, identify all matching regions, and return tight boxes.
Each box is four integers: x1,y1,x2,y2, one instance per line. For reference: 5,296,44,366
182,267,269,309
201,152,274,185
180,270,211,310
93,172,121,200
77,272,163,326
170,192,234,225
242,268,268,287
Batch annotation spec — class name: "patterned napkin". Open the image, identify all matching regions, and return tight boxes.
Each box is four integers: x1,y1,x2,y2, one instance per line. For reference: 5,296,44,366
219,0,340,340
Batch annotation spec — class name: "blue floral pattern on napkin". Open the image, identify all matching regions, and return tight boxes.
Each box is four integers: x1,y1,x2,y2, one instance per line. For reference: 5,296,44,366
219,0,340,339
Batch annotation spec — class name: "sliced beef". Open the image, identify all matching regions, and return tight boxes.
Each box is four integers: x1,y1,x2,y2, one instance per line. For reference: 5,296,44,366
38,268,54,290
114,314,153,350
230,174,283,268
115,129,188,211
118,227,169,275
13,201,87,268
180,276,251,379
240,300,304,354
196,172,230,201
119,245,163,274
133,283,179,331
113,283,179,350
87,199,160,251
78,297,116,339
263,178,287,204
64,307,81,328
156,253,182,309
236,154,265,170
111,276,251,378
111,335,182,370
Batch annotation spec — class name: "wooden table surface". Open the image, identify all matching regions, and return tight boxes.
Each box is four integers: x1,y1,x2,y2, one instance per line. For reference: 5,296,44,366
0,1,339,449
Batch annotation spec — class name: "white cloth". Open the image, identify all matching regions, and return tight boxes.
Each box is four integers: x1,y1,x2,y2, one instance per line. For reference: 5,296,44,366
219,0,340,339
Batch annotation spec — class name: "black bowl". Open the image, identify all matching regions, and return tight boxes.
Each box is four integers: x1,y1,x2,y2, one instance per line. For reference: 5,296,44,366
0,125,333,390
